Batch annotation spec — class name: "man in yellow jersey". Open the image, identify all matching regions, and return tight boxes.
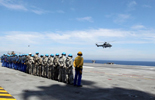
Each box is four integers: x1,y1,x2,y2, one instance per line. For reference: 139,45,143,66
73,51,83,87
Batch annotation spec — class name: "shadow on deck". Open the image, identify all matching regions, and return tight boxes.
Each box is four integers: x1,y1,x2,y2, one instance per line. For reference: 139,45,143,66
22,79,155,100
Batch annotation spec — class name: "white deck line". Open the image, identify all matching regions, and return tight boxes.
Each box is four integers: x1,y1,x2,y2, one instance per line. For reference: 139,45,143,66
83,66,94,68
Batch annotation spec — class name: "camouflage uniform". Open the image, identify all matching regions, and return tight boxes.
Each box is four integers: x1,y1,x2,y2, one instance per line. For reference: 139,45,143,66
47,56,54,79
65,56,74,84
53,56,59,80
26,55,34,74
33,55,39,75
58,55,66,82
37,56,43,76
25,56,29,73
42,56,48,77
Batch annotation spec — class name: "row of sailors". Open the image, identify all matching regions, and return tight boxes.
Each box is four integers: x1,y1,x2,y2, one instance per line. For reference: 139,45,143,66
1,52,74,84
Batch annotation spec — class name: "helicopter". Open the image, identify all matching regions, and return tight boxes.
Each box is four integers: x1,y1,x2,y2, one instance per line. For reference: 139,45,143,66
96,42,112,48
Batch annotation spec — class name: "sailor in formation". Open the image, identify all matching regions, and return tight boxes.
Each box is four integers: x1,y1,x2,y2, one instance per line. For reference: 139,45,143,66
65,54,74,84
27,53,34,74
33,52,39,75
53,53,59,80
38,54,43,76
0,51,81,85
58,52,66,82
42,54,48,77
47,54,54,79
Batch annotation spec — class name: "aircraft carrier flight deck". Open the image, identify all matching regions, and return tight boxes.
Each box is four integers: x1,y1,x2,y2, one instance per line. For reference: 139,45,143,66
0,63,155,100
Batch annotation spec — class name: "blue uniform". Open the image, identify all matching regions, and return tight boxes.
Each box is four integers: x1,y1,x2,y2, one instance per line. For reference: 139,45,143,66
1,56,4,67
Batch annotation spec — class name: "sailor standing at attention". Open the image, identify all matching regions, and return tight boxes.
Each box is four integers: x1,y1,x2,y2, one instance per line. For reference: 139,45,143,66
73,51,83,87
34,52,39,76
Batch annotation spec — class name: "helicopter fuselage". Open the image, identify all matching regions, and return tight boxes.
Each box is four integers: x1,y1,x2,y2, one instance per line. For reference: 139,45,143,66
96,43,112,48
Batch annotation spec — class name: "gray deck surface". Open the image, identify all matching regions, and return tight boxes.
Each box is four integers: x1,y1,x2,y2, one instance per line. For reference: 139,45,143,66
0,63,155,100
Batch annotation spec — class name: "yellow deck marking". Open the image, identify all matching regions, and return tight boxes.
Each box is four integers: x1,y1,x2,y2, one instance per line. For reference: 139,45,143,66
0,86,16,100
0,98,16,100
0,94,12,96
0,90,8,92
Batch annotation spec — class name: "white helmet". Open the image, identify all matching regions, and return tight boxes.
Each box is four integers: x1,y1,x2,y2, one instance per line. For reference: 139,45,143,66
29,53,32,55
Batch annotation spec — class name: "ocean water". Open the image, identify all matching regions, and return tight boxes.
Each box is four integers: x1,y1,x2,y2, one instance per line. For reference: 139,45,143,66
84,60,155,67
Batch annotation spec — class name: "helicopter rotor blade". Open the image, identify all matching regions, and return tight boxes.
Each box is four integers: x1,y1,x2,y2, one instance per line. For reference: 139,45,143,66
107,40,115,43
96,42,105,43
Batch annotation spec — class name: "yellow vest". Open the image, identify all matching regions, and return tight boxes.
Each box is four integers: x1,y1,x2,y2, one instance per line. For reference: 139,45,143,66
73,56,83,68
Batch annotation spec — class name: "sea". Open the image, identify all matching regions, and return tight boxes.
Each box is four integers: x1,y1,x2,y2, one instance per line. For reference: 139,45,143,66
84,60,155,67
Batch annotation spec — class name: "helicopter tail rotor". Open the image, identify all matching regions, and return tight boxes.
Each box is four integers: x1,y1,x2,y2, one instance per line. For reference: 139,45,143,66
96,44,99,47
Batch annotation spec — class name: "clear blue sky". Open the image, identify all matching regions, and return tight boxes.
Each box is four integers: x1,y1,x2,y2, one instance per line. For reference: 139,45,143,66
0,0,155,61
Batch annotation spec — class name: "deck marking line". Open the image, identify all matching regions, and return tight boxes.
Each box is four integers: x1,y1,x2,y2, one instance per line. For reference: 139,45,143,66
0,86,16,100
83,66,94,68
0,92,9,94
